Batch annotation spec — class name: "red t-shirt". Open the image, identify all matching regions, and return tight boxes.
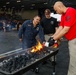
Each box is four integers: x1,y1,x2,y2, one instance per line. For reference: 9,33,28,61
60,7,76,40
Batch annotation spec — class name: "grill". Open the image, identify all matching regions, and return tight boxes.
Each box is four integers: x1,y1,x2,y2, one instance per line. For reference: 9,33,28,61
0,47,59,75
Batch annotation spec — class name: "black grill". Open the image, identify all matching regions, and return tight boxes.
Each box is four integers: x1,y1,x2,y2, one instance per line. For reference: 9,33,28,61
0,47,59,75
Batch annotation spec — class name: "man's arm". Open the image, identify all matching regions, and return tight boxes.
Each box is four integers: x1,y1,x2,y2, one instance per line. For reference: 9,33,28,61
53,26,63,37
53,26,70,40
38,25,45,42
47,26,70,46
55,27,58,32
18,22,26,42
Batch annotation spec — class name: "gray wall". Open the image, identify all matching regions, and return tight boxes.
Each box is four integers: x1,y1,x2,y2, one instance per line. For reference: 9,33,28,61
0,9,38,19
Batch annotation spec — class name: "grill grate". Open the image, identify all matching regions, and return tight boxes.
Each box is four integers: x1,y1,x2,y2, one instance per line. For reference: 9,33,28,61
0,47,59,75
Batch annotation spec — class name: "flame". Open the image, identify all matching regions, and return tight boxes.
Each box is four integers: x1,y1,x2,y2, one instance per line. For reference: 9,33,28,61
31,41,43,53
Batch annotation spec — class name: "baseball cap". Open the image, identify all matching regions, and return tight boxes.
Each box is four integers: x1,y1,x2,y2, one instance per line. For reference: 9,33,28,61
45,9,50,15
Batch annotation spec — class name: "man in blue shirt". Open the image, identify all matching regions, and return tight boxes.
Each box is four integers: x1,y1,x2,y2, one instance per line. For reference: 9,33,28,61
18,15,45,50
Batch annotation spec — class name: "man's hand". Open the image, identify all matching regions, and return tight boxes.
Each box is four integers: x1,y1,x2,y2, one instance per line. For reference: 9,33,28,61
48,37,55,46
19,38,22,42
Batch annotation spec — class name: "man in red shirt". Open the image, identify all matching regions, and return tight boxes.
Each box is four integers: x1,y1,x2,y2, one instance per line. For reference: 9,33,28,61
48,1,76,75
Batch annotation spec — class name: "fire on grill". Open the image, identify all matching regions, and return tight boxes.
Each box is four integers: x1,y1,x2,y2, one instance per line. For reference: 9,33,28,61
0,40,59,75
31,41,43,53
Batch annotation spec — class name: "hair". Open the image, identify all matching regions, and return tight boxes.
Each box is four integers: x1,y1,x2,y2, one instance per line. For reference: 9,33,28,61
44,9,51,15
32,15,41,20
33,15,41,20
